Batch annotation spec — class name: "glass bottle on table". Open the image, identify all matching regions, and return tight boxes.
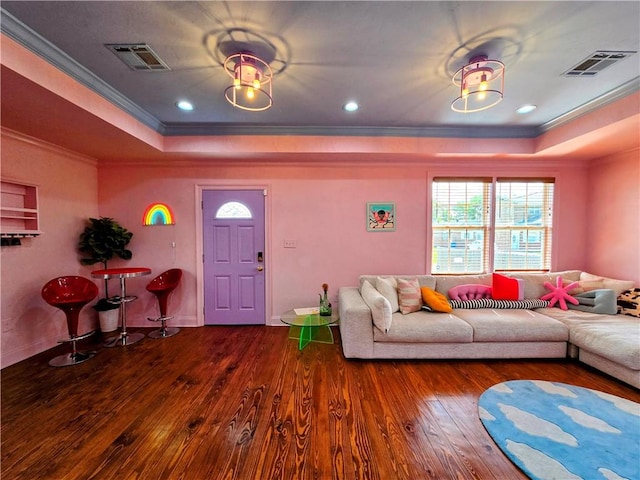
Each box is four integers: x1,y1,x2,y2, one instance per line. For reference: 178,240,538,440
319,283,332,316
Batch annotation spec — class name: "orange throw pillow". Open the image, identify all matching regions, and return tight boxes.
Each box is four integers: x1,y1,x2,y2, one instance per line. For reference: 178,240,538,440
421,287,452,313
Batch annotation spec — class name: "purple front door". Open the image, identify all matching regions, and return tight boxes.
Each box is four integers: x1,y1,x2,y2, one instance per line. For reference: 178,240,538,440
203,190,265,325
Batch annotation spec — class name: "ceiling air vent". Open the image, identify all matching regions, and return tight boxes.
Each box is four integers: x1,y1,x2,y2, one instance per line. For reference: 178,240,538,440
105,44,170,71
563,50,636,77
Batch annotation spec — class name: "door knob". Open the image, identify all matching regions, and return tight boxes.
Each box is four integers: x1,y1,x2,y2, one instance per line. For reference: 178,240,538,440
257,265,264,271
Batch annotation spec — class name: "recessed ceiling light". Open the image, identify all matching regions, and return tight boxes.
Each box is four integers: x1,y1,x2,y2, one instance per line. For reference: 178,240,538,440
343,101,359,112
516,104,537,114
176,100,194,111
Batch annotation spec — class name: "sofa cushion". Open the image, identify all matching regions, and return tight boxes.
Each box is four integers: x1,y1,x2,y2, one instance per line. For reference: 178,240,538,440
567,289,617,315
397,278,422,314
510,270,581,299
360,275,437,290
421,287,452,312
434,274,492,296
453,309,568,342
448,284,492,301
376,276,399,313
536,307,624,328
492,273,524,300
374,311,473,343
450,298,549,309
540,275,580,310
618,288,640,317
567,278,605,294
580,272,635,296
570,321,640,370
361,280,392,333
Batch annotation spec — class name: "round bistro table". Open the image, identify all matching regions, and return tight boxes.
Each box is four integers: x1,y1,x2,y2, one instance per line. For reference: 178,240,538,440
91,267,151,347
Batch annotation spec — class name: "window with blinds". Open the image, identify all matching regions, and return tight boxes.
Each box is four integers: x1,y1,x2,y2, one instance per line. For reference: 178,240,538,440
431,178,554,274
494,179,554,271
432,179,491,274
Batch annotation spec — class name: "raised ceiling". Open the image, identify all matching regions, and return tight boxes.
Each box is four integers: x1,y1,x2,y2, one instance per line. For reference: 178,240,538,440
0,1,639,163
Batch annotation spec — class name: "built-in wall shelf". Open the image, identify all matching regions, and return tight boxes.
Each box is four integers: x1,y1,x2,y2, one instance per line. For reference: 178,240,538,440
1,179,42,240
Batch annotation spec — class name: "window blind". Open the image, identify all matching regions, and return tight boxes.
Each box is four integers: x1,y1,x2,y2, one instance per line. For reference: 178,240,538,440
494,179,554,271
432,179,491,274
431,177,555,274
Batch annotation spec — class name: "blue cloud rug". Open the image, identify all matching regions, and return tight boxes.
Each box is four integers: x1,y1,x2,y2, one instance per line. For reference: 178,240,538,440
479,380,640,480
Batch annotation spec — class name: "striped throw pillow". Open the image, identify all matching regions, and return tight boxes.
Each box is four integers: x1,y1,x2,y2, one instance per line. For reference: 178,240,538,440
397,277,422,314
449,298,550,309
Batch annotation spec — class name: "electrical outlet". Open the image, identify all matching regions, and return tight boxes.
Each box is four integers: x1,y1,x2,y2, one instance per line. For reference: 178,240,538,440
283,239,297,248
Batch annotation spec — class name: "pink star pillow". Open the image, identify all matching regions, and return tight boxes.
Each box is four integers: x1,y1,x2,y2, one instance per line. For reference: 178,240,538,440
541,276,580,310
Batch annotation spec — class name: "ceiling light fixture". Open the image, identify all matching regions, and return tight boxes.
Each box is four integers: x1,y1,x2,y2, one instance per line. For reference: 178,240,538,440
516,104,537,114
224,52,273,112
176,100,194,111
343,101,359,112
451,55,505,113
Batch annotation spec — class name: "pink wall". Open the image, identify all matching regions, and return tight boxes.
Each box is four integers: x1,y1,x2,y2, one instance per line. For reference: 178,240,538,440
1,128,637,368
1,129,99,368
586,148,640,284
95,158,592,330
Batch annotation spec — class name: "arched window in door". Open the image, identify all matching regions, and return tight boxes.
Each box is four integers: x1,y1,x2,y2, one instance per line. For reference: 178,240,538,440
215,201,252,219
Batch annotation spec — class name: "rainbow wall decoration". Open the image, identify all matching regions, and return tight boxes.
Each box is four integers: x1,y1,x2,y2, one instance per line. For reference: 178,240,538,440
143,203,175,226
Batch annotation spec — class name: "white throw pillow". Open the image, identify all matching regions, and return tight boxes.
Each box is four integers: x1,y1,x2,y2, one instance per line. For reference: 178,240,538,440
361,280,393,333
581,272,635,296
376,276,399,313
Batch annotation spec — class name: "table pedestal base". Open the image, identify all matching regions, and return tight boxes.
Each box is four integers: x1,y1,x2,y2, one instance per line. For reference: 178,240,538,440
104,331,145,348
288,324,334,350
91,268,152,349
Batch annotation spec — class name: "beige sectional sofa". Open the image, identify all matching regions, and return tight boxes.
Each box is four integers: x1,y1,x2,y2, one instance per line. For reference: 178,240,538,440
338,270,639,388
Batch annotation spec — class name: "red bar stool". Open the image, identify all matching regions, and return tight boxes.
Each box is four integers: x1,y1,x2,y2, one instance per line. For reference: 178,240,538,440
41,276,98,367
146,268,182,339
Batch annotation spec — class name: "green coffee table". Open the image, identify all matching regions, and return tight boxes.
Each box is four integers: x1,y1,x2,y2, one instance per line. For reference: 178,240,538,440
280,310,339,350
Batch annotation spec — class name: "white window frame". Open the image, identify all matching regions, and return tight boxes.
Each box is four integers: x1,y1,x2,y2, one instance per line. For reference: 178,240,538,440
431,177,555,274
215,201,253,219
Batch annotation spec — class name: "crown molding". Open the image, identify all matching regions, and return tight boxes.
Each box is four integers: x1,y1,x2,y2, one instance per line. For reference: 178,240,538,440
537,77,640,134
0,8,162,133
158,123,539,138
1,127,98,165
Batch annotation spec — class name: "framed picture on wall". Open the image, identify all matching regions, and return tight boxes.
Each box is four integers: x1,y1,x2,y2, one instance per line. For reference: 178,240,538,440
367,202,395,231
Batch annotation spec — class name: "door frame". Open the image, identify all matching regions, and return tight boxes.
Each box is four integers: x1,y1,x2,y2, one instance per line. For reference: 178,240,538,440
195,184,271,327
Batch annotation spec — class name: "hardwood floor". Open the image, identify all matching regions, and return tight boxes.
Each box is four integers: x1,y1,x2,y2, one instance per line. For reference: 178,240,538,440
2,326,638,480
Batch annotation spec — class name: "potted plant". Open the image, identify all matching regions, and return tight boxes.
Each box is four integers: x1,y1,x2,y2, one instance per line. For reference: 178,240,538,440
78,217,133,332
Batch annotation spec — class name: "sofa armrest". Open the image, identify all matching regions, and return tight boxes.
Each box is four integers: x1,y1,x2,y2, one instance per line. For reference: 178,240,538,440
338,286,375,358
